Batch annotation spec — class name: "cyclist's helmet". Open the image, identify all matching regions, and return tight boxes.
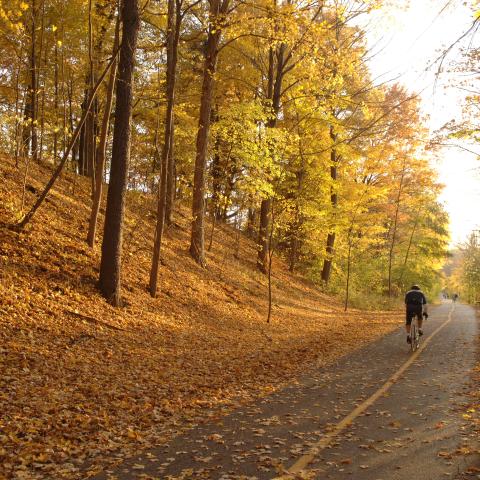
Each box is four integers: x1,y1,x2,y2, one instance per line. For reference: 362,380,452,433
411,284,420,290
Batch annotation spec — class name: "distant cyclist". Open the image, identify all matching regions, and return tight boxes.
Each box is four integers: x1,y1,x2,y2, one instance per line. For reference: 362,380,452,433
453,293,459,303
405,284,428,344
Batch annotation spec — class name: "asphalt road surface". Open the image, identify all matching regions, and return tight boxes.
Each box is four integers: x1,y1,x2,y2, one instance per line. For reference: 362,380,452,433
94,301,479,480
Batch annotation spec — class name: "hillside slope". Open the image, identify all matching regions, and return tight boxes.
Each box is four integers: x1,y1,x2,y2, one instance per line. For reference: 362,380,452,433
0,156,401,479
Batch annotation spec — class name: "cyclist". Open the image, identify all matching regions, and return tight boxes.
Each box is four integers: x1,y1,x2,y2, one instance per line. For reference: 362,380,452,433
405,284,428,344
453,293,458,302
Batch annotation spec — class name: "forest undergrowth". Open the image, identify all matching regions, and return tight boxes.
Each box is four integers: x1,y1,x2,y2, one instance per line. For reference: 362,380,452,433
0,155,402,479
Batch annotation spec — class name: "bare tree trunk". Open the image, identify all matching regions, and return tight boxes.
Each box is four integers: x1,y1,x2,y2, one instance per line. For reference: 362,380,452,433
257,41,285,273
37,0,46,163
189,0,229,266
344,239,352,311
14,56,22,166
99,0,139,306
87,17,120,248
78,91,88,175
165,0,182,227
149,0,179,296
208,211,216,251
165,122,175,223
61,24,67,159
257,198,271,274
86,0,97,186
321,125,339,285
398,213,418,288
266,201,275,323
388,160,406,297
23,0,38,161
54,28,59,163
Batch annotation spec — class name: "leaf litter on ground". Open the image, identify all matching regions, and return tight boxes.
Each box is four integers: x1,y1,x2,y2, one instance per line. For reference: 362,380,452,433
0,156,403,479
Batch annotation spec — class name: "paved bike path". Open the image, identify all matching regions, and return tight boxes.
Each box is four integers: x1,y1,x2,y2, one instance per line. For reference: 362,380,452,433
94,302,479,479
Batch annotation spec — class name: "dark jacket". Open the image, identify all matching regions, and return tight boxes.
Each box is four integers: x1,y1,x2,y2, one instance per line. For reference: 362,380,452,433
405,289,427,306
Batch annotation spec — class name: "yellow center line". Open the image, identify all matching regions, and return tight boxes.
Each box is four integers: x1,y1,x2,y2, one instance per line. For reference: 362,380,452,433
273,304,456,479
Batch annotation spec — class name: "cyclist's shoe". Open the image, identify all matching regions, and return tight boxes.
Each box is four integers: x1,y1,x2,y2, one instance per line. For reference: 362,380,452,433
419,329,424,336
407,335,411,344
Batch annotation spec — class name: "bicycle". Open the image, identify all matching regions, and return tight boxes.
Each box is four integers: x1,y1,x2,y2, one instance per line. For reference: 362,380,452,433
410,316,420,352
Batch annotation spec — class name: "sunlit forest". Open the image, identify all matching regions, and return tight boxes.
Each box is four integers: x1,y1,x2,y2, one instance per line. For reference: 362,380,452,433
1,0,479,478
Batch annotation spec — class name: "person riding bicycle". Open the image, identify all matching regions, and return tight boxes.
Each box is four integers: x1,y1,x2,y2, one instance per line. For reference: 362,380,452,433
405,284,428,344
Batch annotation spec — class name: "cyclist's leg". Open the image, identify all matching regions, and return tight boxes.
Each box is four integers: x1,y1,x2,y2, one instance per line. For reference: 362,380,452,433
406,309,413,338
417,311,423,334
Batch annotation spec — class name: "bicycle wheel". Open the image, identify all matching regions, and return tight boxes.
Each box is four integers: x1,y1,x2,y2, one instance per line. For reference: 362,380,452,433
410,322,417,352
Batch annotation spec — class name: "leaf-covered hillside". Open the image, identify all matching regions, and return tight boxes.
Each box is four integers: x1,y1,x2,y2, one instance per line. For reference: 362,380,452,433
0,156,401,479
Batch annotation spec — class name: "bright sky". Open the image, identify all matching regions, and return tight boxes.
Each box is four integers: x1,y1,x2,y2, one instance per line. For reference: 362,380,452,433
364,0,480,246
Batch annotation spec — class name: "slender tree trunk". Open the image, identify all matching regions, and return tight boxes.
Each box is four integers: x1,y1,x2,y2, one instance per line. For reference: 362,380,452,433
189,0,229,266
78,91,88,175
14,57,22,166
54,29,59,163
257,41,285,273
246,207,256,238
266,201,275,323
165,1,182,227
37,0,45,162
99,0,139,306
31,0,38,162
321,125,339,284
165,121,175,223
149,0,178,296
208,212,216,251
344,238,353,311
388,162,406,297
86,0,97,186
23,0,38,161
257,198,271,274
398,213,418,288
288,155,305,273
61,24,67,159
87,17,120,248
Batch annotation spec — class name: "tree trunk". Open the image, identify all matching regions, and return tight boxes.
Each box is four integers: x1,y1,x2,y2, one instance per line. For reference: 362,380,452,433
86,0,97,185
78,91,88,175
87,17,120,248
256,42,285,273
388,162,406,297
321,125,339,284
398,215,419,287
189,0,228,266
23,0,38,161
257,198,271,274
12,47,120,231
149,0,178,296
99,0,139,306
321,232,336,283
165,0,182,227
14,57,22,166
37,0,45,163
165,123,175,223
344,239,352,311
246,208,256,238
54,28,59,163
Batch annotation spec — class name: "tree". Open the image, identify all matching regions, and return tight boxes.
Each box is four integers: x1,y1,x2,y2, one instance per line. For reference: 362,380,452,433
87,15,120,248
99,0,140,305
189,0,231,266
